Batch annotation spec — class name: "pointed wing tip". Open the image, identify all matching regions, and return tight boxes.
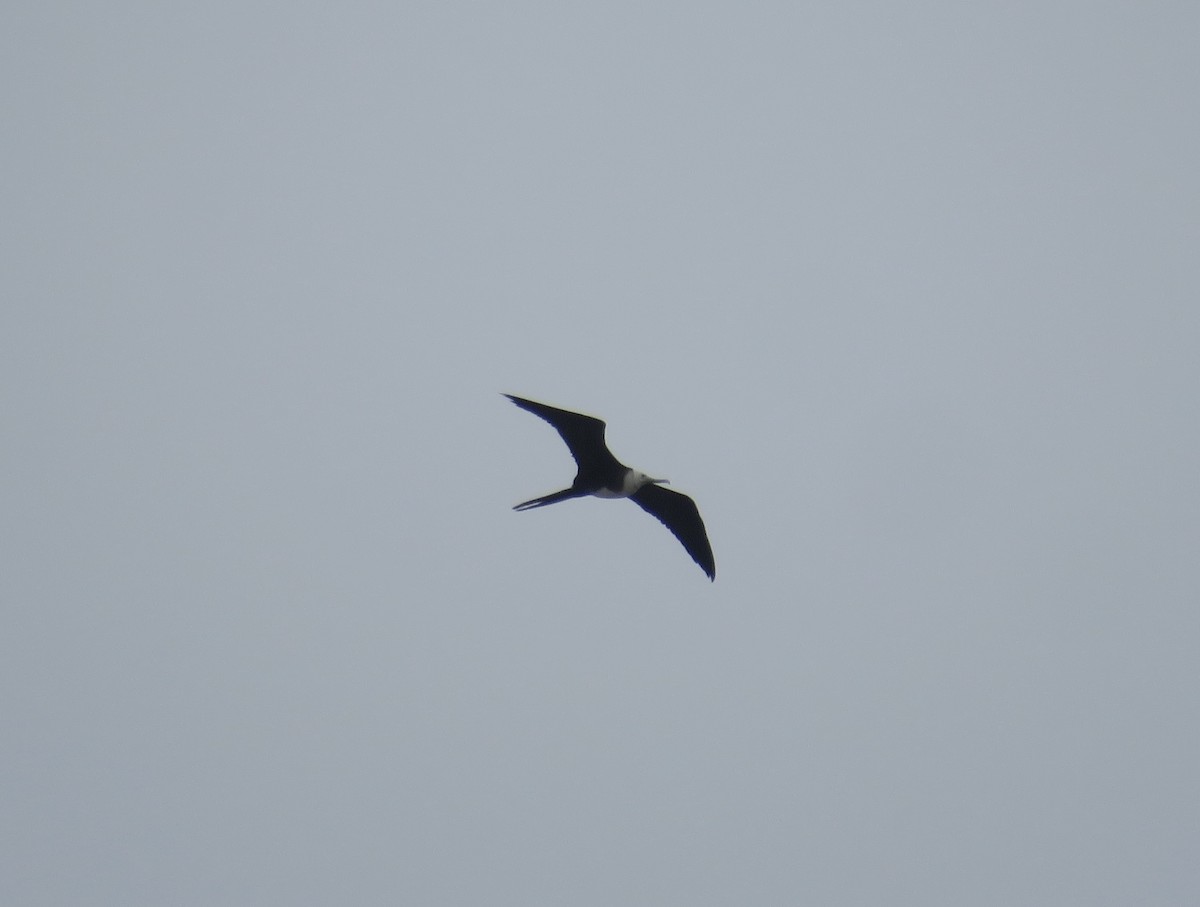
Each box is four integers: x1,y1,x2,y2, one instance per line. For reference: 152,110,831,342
630,484,716,582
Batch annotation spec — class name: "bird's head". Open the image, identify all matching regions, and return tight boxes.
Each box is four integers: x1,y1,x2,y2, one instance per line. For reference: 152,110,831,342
632,470,669,488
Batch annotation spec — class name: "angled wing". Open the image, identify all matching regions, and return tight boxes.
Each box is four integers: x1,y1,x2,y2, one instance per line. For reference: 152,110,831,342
630,483,716,580
504,394,621,477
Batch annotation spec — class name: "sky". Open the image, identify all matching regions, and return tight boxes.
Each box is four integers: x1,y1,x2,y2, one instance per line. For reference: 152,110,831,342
3,3,1198,904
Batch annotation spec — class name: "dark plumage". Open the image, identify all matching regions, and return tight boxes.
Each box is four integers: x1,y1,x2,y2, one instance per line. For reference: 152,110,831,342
505,394,715,580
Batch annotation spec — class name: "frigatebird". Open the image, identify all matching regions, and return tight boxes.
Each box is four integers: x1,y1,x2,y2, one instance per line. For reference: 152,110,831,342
504,394,715,580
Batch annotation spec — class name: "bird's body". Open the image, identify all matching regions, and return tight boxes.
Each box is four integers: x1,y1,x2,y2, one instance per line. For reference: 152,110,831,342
505,394,715,580
592,469,654,498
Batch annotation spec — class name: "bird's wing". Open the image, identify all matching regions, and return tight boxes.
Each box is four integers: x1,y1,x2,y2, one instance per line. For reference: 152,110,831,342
504,394,621,476
630,483,716,580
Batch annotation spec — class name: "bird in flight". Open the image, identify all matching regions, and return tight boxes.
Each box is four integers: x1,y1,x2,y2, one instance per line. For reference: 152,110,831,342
504,394,715,580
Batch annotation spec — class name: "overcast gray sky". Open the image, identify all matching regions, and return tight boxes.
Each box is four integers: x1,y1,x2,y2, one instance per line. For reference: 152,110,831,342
4,3,1198,905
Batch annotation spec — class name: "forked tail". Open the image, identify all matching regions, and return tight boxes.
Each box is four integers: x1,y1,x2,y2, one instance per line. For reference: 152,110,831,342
513,487,585,511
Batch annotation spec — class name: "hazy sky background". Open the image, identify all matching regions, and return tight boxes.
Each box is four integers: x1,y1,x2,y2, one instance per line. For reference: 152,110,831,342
4,3,1198,904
